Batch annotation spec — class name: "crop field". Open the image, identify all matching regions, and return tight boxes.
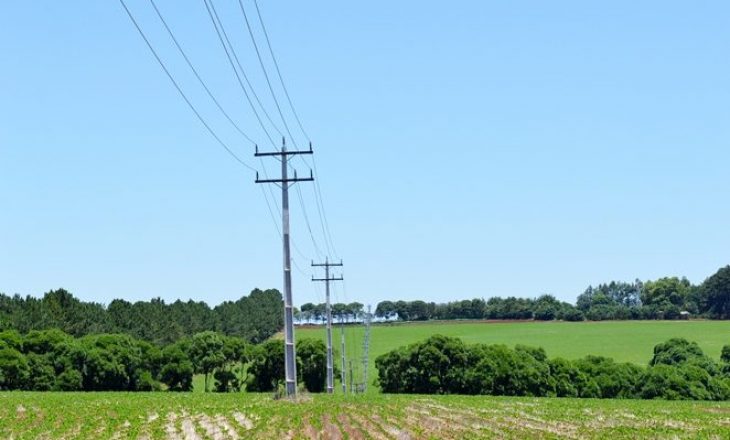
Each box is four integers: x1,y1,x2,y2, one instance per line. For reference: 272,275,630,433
1,392,729,439
296,320,730,392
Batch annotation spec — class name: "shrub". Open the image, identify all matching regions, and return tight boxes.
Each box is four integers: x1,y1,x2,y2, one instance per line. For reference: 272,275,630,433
296,338,328,393
213,369,240,392
0,347,29,390
54,368,83,391
721,345,730,364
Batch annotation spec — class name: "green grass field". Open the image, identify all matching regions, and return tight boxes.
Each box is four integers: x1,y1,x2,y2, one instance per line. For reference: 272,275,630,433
1,391,729,439
296,320,730,393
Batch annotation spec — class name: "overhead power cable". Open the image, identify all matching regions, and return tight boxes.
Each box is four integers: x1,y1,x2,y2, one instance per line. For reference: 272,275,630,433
237,0,298,150
202,0,280,148
148,0,256,145
251,0,340,259
238,0,329,262
121,0,307,264
253,0,310,142
119,0,256,172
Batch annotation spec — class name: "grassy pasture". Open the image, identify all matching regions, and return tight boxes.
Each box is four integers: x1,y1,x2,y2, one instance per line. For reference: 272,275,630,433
1,392,729,439
296,320,730,392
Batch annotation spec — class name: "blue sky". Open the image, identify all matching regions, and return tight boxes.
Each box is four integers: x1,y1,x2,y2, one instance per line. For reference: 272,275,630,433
1,1,729,308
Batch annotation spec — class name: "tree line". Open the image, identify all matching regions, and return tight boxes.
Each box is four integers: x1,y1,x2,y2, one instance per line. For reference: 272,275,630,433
0,328,328,393
375,265,730,322
297,302,365,323
375,335,730,400
0,288,283,344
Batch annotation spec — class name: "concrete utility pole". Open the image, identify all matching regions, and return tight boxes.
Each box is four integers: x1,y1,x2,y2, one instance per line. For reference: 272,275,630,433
362,304,372,393
340,316,346,394
349,359,354,394
255,138,313,398
311,258,343,394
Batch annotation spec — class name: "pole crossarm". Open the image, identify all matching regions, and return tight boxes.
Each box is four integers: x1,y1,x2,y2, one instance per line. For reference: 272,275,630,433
311,260,343,268
312,277,344,282
255,143,313,157
255,173,313,184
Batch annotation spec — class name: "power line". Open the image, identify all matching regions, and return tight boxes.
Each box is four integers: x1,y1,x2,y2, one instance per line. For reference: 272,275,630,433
123,0,326,311
119,0,257,172
295,181,326,260
120,0,306,263
249,0,340,260
202,0,279,148
237,0,298,150
312,163,340,259
148,0,256,145
252,0,310,142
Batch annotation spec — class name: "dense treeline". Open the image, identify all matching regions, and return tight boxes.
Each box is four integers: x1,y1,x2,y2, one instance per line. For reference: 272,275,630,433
0,328,327,393
375,265,730,322
0,288,283,344
376,335,730,400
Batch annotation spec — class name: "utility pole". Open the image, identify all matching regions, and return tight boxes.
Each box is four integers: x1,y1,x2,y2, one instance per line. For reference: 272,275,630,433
311,258,343,394
255,138,313,398
349,359,354,395
362,304,371,393
340,316,346,394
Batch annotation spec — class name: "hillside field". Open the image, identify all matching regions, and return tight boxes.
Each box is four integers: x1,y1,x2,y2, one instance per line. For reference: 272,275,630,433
2,392,729,439
296,320,730,392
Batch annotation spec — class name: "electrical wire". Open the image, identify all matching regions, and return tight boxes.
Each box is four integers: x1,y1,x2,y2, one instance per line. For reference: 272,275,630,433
237,0,298,150
252,0,310,142
147,0,292,259
295,173,325,260
148,0,256,145
119,0,257,172
202,0,279,148
250,0,340,260
122,0,321,305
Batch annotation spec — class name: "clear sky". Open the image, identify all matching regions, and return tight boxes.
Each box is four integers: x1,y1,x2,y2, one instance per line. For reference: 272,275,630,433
1,1,729,308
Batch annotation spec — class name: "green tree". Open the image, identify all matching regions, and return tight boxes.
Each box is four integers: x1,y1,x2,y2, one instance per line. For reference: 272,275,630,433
641,277,692,310
701,266,730,318
375,301,397,320
188,331,225,392
0,347,29,390
159,344,194,391
246,339,285,392
296,338,328,392
25,353,55,391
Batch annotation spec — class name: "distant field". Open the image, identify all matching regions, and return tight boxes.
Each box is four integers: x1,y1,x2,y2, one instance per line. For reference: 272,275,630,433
2,392,729,439
296,320,730,392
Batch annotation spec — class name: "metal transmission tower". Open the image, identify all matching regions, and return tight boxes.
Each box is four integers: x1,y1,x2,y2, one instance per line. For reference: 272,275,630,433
361,304,372,393
311,258,343,394
255,138,313,398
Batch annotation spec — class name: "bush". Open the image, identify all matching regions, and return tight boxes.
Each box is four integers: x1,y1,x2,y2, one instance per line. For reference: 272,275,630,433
0,347,29,390
55,368,83,391
136,370,161,391
721,345,730,364
26,353,55,391
159,345,193,391
375,336,730,401
650,338,719,375
559,308,585,322
296,338,328,393
247,339,285,392
548,357,600,398
214,369,240,392
574,356,641,399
